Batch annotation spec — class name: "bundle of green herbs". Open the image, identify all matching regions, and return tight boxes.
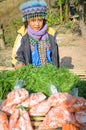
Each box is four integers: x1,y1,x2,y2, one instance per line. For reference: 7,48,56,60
0,64,86,100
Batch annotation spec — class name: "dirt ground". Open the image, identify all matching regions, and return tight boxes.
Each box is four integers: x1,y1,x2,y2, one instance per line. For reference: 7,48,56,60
0,33,86,71
57,33,86,69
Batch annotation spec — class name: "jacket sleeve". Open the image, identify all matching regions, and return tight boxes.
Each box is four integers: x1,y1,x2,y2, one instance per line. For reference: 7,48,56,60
11,26,27,66
54,32,60,67
49,32,60,68
16,38,26,65
11,33,22,66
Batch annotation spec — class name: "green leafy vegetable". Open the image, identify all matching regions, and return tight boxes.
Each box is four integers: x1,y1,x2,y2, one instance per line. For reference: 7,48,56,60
0,64,86,100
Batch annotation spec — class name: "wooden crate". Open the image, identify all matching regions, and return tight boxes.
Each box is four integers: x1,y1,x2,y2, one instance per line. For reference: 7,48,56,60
0,66,13,72
31,115,45,129
69,69,86,81
30,115,62,130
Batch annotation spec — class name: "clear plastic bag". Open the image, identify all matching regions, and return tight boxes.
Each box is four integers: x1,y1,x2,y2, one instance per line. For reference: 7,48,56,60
70,88,78,98
14,79,26,90
75,111,86,123
48,84,60,95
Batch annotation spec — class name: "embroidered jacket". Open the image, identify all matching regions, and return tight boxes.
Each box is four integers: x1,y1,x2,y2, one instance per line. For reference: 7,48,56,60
11,26,59,67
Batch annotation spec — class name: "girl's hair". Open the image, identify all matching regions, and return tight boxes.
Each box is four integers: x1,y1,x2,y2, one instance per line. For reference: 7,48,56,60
23,21,28,28
23,18,46,28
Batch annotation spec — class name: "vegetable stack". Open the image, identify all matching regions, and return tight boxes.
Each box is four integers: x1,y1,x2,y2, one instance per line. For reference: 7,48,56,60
0,88,86,130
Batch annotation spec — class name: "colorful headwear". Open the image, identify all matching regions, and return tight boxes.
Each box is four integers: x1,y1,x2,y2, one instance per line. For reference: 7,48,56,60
19,0,47,22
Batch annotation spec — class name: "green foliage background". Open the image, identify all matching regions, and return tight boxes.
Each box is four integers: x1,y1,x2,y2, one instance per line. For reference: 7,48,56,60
0,0,78,46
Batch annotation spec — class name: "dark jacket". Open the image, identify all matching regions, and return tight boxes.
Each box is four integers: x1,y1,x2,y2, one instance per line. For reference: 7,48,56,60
16,33,59,67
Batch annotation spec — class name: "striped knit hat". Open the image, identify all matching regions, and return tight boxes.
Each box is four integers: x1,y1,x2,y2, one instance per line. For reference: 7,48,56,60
19,0,47,22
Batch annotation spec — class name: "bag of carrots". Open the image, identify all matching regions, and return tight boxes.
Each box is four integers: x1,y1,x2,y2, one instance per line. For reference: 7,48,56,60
67,97,86,112
9,108,33,130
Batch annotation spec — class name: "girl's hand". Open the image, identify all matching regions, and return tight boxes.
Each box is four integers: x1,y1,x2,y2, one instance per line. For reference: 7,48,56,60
14,64,24,70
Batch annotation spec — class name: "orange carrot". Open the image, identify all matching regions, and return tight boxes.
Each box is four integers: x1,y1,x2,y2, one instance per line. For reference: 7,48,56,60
9,109,20,130
0,112,9,130
62,123,67,130
62,123,78,130
68,124,80,130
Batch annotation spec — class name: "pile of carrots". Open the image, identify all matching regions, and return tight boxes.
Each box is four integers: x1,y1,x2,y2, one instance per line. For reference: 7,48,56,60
0,88,86,130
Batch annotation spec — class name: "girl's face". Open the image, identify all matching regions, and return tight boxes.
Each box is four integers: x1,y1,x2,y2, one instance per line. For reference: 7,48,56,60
28,17,44,32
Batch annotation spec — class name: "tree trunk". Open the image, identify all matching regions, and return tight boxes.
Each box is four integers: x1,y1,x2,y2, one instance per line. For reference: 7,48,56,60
46,0,52,16
84,1,86,22
0,25,5,49
60,3,63,23
65,0,69,22
79,0,86,38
